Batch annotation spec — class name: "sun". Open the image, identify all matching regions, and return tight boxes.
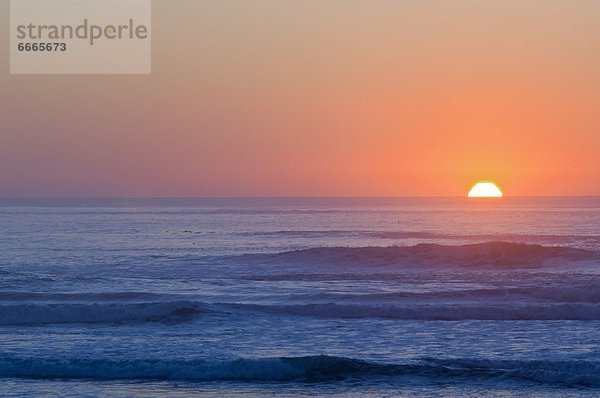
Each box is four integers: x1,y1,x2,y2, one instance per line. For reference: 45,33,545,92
467,182,503,198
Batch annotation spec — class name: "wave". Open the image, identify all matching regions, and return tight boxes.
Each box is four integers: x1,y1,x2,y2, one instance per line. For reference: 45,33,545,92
0,301,204,325
0,355,598,387
3,299,600,325
232,228,600,245
223,302,600,321
0,291,181,302
259,284,600,304
3,279,600,326
371,231,600,243
260,242,598,268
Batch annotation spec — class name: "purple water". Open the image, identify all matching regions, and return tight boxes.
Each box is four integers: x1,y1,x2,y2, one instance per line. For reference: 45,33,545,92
0,197,599,396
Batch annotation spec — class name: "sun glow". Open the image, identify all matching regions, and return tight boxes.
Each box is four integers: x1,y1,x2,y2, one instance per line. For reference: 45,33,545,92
468,182,503,198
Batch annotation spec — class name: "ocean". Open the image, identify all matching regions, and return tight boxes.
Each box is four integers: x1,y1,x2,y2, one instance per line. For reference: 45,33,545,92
0,197,599,397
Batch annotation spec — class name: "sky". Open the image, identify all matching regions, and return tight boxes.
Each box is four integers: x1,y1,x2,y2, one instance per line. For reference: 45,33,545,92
1,0,599,197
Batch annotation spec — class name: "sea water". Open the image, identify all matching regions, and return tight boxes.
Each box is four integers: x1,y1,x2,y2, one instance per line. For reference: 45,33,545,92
0,197,599,397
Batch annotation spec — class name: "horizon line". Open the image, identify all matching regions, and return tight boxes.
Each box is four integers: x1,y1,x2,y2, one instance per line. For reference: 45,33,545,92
1,195,599,200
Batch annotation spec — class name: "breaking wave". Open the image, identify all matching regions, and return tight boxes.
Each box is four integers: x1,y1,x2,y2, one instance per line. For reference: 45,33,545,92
0,355,598,387
260,242,598,268
2,298,600,325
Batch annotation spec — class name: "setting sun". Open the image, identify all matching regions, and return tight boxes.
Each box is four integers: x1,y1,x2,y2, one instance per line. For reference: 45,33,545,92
468,182,503,198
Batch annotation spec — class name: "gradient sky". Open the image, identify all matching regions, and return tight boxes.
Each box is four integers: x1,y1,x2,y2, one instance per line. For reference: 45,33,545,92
1,0,599,197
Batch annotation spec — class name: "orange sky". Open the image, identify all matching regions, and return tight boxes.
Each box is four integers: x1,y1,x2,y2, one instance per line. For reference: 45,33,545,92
1,0,599,197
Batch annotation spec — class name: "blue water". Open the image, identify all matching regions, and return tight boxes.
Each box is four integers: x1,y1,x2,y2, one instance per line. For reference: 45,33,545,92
0,197,599,396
